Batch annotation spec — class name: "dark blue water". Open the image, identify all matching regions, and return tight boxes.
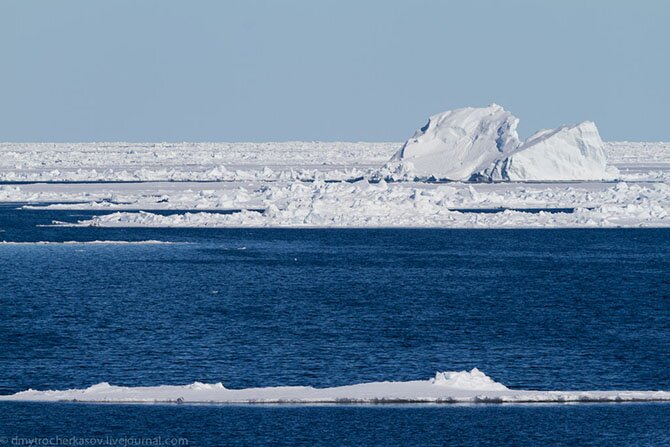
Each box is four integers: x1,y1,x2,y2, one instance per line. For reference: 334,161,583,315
1,204,669,445
2,402,670,446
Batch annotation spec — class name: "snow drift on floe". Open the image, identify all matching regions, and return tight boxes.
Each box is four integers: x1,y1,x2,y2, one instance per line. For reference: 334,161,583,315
394,105,618,181
3,368,669,404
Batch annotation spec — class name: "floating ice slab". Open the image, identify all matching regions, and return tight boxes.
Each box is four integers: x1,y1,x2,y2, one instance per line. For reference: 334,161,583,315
392,104,521,181
0,240,176,245
2,369,669,404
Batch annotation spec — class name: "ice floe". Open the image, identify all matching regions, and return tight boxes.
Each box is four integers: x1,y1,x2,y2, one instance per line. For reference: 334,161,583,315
0,240,176,245
3,369,669,404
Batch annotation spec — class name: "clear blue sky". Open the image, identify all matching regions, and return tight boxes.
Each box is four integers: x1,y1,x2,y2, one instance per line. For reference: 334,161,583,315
1,0,668,142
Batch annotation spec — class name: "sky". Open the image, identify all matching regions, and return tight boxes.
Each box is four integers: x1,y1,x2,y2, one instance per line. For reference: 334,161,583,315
1,0,669,142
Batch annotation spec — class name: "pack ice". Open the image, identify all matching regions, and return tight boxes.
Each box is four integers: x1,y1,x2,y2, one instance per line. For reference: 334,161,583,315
394,104,618,182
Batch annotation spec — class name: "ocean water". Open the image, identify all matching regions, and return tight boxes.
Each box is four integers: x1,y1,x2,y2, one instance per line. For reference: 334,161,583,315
2,402,670,447
1,204,669,445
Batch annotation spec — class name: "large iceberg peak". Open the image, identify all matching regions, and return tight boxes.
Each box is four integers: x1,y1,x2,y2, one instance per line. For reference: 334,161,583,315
393,105,619,182
393,104,521,180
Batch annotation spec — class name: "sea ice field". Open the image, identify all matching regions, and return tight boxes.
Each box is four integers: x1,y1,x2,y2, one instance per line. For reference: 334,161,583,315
0,140,669,228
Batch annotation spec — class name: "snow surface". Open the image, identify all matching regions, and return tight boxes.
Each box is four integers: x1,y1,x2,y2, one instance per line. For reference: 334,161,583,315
392,104,520,181
3,369,669,404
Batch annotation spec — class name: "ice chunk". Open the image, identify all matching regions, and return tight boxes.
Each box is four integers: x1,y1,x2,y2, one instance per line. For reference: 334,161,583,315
393,106,620,182
480,121,619,181
432,368,508,391
392,104,521,180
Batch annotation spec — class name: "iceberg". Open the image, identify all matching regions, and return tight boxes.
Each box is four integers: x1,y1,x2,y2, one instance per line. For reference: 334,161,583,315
393,105,619,182
392,104,521,181
479,121,619,182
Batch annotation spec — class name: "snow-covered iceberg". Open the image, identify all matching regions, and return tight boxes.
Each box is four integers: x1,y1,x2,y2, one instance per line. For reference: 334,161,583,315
392,104,521,181
479,121,618,181
3,369,669,404
393,105,618,182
